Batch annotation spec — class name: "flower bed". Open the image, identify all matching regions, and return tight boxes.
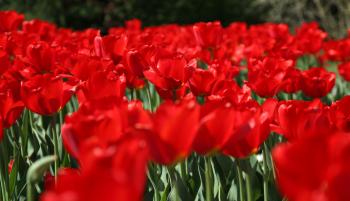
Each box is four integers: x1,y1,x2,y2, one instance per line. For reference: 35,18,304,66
0,10,350,201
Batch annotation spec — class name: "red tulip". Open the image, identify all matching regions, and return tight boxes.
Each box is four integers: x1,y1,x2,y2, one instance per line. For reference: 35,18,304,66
77,70,126,105
221,106,270,158
0,50,11,75
149,98,199,164
210,81,258,108
21,74,77,115
144,54,192,99
70,54,113,81
7,159,14,174
125,45,157,78
62,100,152,159
330,96,350,132
0,11,24,32
101,35,128,62
280,67,302,93
193,100,235,154
193,21,223,49
188,62,217,96
294,22,327,54
301,67,335,98
271,99,335,141
44,168,80,191
247,57,294,97
338,61,350,81
26,41,55,73
41,135,149,201
0,80,24,128
62,102,124,158
273,132,350,201
22,19,57,41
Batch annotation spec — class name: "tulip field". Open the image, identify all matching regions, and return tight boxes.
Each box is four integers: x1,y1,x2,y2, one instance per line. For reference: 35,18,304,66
1,10,350,201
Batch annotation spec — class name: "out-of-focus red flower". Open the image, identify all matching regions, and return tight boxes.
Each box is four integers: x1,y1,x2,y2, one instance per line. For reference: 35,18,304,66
0,50,11,75
188,60,217,96
210,81,258,108
62,100,152,159
44,168,80,191
0,11,24,32
21,74,77,115
77,70,126,105
294,22,327,54
0,80,24,128
271,99,335,141
22,19,57,41
247,57,294,97
8,159,14,173
41,135,149,201
124,45,157,79
62,102,125,158
221,106,270,158
301,67,335,98
261,98,279,120
126,19,142,31
273,132,350,201
101,35,128,62
144,54,192,99
125,50,147,78
149,99,199,164
280,67,302,93
193,100,234,154
338,61,350,81
321,38,350,62
189,68,216,96
25,41,55,73
193,21,223,49
70,54,113,81
331,96,350,132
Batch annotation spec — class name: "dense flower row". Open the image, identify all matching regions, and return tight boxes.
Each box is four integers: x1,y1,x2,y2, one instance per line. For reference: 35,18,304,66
1,10,350,201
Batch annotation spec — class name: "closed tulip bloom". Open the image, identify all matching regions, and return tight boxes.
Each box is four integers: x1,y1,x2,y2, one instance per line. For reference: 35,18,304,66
193,100,235,155
271,99,335,141
41,135,149,201
193,21,223,49
0,11,24,32
21,74,77,115
221,106,270,158
301,67,335,98
149,99,199,164
273,133,350,201
26,41,56,73
0,80,24,129
338,61,350,81
247,56,294,97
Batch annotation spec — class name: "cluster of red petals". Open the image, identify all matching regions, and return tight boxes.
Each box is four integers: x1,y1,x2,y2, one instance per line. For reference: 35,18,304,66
1,10,350,201
270,97,350,201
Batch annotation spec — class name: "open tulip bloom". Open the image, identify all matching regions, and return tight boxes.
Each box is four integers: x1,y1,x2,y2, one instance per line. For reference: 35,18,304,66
2,10,350,201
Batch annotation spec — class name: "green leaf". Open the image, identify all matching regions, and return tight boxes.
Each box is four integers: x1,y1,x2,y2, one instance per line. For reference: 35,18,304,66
26,155,56,184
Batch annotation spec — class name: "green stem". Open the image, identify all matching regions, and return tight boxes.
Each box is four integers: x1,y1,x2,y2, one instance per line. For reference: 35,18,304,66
180,160,187,180
26,182,33,201
236,160,245,201
245,171,253,201
51,115,59,184
167,166,180,201
263,144,269,201
205,156,213,201
145,82,154,112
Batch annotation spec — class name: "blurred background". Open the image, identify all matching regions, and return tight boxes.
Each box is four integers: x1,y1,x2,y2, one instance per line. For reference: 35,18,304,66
0,0,349,38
